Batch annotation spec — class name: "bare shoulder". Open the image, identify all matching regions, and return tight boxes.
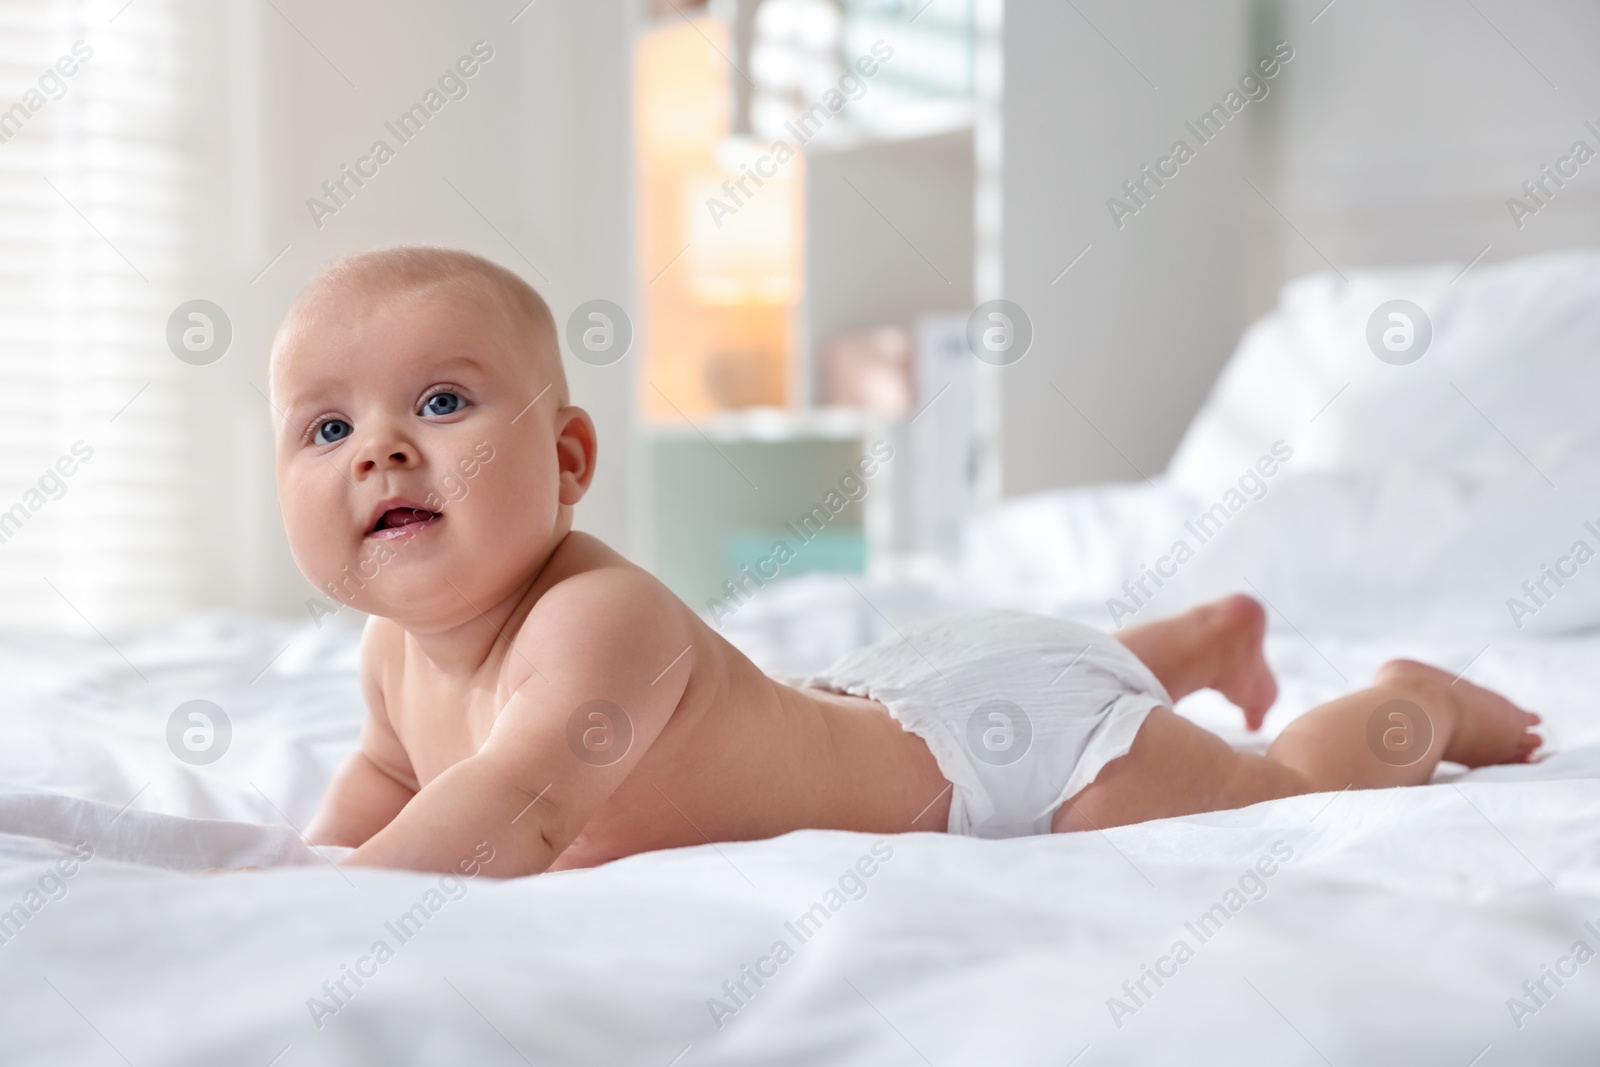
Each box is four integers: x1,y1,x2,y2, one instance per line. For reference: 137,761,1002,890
501,532,703,698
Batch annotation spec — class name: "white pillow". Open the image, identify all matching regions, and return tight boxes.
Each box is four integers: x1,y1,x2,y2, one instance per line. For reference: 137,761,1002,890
1167,249,1600,499
965,250,1600,638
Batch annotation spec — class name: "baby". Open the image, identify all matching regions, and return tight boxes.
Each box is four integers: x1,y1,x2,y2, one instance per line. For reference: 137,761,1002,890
274,247,1542,877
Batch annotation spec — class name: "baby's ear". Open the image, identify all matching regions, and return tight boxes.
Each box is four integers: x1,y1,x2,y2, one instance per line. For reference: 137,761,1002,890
554,406,598,505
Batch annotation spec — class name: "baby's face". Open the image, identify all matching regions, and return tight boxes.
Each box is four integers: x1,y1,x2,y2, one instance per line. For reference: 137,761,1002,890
272,282,589,625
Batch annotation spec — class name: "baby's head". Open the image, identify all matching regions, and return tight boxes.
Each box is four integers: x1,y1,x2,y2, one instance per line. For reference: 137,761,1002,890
271,246,596,625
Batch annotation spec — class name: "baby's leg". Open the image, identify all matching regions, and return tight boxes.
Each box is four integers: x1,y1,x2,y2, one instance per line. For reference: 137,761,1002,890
1052,658,1541,833
1114,594,1277,729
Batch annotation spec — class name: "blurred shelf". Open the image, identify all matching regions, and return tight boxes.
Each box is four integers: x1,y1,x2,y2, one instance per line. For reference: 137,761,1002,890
640,405,888,442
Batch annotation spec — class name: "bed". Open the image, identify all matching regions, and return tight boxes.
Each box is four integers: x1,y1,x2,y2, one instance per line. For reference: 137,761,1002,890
5,250,1600,1064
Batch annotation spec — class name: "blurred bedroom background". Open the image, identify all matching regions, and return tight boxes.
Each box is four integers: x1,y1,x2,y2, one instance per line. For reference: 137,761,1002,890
3,0,1598,632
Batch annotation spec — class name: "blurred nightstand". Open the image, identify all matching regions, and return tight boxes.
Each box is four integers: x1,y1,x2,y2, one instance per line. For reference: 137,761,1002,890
640,407,894,612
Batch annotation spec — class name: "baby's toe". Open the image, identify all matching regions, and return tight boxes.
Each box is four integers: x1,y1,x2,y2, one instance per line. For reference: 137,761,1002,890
1517,733,1543,762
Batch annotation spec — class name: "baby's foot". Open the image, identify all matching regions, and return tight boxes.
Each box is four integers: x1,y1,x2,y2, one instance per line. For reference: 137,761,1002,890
1375,659,1543,766
1202,594,1277,731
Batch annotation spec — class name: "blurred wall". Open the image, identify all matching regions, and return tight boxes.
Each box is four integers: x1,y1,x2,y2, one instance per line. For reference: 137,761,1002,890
1246,0,1600,322
1000,0,1248,497
183,0,634,619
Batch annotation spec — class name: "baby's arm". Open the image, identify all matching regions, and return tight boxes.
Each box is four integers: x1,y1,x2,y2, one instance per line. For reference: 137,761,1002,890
340,572,695,877
306,620,417,848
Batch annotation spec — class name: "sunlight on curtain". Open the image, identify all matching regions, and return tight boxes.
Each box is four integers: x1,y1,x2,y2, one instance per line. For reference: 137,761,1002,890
0,0,192,631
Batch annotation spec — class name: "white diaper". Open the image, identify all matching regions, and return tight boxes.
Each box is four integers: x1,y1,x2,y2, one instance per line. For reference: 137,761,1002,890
803,609,1172,839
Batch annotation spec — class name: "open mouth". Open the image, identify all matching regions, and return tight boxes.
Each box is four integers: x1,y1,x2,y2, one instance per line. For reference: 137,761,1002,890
367,506,441,541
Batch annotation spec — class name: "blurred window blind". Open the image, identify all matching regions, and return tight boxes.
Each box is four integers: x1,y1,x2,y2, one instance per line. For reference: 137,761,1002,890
746,0,976,142
0,0,192,631
839,0,975,109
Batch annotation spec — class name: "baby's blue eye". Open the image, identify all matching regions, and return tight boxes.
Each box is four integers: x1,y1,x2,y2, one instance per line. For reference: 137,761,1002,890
423,392,463,417
316,419,352,444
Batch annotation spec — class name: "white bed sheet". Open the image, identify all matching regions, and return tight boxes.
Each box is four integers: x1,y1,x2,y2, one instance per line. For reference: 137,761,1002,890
9,247,1597,1063
3,606,1600,1065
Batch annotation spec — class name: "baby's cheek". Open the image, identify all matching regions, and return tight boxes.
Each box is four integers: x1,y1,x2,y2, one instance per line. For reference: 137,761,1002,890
486,462,558,535
483,466,543,525
280,473,347,582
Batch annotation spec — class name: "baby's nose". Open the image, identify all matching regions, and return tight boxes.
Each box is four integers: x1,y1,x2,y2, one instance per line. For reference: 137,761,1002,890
357,443,417,473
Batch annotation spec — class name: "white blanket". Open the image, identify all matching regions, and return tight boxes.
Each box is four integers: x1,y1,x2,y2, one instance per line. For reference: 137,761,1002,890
10,250,1600,1063
4,611,1600,1065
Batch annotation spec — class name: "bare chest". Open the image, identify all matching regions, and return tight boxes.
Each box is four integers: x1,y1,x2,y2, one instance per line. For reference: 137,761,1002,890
385,673,507,788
